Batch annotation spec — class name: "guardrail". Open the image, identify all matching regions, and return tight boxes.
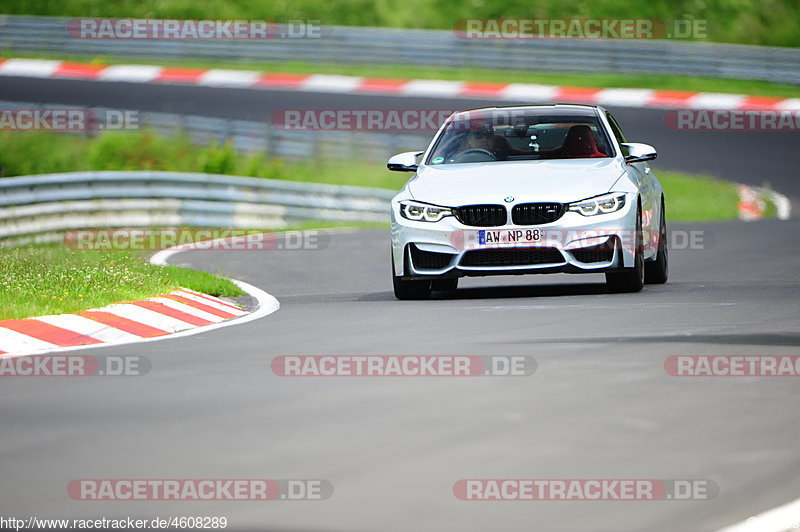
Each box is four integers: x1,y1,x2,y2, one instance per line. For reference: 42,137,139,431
0,171,396,245
1,15,799,84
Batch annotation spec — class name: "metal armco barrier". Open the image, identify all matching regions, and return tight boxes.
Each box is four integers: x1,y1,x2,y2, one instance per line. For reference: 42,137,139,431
0,171,396,244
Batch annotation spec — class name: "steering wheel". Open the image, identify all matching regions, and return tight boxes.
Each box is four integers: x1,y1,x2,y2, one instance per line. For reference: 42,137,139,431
451,149,497,163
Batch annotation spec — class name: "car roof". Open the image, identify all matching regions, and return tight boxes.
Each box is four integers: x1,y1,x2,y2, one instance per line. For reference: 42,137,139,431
452,104,605,119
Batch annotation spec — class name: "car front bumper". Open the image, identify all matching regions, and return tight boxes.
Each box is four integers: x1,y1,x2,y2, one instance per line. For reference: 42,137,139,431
391,196,640,279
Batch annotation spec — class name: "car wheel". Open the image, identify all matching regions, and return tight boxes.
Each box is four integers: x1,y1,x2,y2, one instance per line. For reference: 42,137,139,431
645,199,669,284
392,251,431,300
606,203,645,293
431,278,458,292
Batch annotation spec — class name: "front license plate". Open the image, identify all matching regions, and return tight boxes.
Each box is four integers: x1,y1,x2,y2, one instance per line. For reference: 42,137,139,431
478,228,542,245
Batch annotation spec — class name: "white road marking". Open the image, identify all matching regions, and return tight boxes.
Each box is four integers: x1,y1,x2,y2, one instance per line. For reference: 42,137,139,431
449,302,738,311
718,496,800,531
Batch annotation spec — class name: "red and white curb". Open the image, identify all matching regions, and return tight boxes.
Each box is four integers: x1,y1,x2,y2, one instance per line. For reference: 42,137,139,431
0,287,270,357
0,241,280,357
738,184,792,221
1,58,799,111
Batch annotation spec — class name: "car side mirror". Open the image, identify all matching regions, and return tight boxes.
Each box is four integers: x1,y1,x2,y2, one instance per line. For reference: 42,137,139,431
622,143,657,164
387,151,423,172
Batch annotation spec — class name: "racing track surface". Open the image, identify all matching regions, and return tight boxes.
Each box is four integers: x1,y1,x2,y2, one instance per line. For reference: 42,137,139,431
0,78,799,531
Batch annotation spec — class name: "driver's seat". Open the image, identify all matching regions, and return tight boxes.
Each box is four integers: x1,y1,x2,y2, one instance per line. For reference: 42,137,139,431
562,125,606,158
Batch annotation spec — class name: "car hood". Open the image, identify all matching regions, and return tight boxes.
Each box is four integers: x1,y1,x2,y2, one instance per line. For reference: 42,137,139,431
407,159,626,206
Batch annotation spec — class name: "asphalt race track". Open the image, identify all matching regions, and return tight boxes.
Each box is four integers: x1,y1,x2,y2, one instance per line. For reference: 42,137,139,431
1,77,799,531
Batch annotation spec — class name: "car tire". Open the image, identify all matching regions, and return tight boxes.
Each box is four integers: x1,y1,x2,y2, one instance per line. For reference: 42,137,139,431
645,199,669,284
431,278,458,292
606,203,645,293
392,251,431,300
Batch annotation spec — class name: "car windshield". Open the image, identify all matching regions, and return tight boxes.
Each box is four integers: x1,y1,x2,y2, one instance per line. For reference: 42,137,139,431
426,111,614,165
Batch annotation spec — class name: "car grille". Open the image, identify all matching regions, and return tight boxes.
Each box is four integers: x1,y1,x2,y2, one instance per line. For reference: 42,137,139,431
409,244,453,270
453,205,507,227
511,203,565,225
459,247,564,267
570,243,615,263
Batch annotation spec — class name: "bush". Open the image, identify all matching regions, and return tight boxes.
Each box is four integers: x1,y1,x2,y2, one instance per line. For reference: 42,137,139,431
199,142,237,175
0,131,88,177
86,131,197,171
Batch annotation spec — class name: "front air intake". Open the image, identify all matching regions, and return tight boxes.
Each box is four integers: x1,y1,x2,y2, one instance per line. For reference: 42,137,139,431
453,205,507,227
460,247,564,267
409,244,453,270
511,203,565,225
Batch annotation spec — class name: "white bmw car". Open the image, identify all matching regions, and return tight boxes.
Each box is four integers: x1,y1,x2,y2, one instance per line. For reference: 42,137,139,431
388,104,668,300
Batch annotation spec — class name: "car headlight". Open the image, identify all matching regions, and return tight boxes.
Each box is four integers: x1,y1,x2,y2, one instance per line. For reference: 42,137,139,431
399,200,452,222
568,193,627,216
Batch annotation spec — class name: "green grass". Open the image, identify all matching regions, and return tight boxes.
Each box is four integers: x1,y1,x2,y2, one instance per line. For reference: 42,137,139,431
0,130,410,189
3,0,800,47
7,52,800,99
160,264,244,296
0,245,244,320
0,221,392,320
658,170,740,222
